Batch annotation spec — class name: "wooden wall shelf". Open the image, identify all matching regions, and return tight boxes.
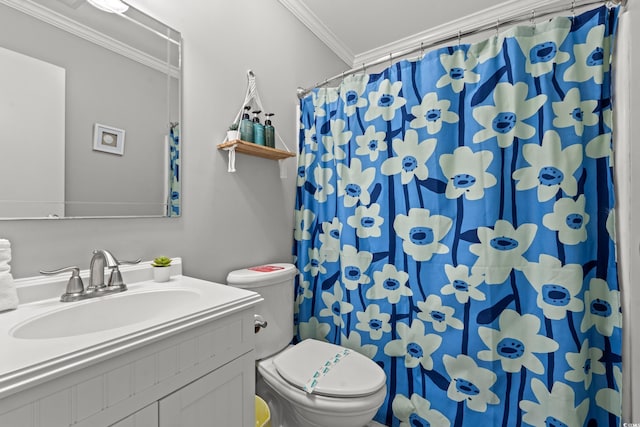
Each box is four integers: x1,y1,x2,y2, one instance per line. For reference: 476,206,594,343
217,139,296,160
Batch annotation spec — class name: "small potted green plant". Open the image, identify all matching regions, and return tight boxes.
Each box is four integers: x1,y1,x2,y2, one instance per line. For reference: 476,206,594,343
227,122,240,141
151,256,172,282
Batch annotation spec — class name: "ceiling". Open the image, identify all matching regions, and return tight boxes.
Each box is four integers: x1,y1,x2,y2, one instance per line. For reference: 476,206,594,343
277,0,584,68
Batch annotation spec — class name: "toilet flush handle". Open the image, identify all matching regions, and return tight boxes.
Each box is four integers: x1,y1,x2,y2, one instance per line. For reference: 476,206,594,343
254,314,268,333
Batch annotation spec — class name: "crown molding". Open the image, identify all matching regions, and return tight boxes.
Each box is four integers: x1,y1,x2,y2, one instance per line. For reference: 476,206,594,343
352,0,592,67
0,0,179,77
278,0,354,65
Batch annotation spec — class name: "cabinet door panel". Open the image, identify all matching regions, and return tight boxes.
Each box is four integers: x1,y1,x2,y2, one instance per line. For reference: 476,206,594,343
110,402,158,427
159,353,254,427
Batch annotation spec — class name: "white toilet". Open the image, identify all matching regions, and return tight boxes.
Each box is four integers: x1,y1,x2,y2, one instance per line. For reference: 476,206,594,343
227,263,387,427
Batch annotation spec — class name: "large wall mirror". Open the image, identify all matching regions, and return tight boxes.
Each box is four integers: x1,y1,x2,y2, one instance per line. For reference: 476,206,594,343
0,0,181,219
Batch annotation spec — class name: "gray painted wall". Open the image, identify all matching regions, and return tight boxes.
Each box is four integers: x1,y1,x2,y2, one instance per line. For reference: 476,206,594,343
0,0,347,280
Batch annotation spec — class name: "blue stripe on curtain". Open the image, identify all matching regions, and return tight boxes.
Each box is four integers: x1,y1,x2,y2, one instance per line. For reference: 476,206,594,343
293,5,621,426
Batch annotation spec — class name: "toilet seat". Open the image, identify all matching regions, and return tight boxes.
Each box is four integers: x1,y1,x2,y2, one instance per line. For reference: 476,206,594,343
257,347,387,418
273,339,386,397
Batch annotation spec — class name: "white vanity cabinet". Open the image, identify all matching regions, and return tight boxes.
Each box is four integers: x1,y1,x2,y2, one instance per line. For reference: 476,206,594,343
158,352,254,426
112,352,254,427
111,403,158,427
0,270,262,427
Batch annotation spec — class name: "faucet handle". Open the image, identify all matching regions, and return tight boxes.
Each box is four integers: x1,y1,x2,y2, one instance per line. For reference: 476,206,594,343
106,258,141,290
40,266,85,302
107,268,126,290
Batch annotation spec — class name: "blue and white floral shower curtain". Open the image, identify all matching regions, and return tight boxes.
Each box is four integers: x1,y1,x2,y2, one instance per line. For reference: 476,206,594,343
294,5,621,427
168,124,180,217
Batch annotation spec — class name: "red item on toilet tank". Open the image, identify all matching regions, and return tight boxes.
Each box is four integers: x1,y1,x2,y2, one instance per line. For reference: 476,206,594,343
249,265,285,273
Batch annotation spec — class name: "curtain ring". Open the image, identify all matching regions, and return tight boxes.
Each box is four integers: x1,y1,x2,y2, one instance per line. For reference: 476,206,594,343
495,18,500,37
457,30,462,45
389,52,393,67
571,0,576,18
531,10,536,27
420,42,424,57
362,63,366,74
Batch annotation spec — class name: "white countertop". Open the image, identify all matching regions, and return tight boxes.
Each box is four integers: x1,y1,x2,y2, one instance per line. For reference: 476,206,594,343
0,260,262,399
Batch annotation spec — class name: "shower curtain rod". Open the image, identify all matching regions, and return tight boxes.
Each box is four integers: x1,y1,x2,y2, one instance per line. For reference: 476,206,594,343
297,0,625,98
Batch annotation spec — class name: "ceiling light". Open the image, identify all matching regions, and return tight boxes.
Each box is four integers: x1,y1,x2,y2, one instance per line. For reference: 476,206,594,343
87,0,129,14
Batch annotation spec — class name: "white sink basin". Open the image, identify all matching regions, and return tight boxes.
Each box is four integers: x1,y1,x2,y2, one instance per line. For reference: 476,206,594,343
10,289,200,339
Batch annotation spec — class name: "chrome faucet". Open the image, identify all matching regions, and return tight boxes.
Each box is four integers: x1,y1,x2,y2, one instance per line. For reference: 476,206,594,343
89,249,120,290
41,249,141,302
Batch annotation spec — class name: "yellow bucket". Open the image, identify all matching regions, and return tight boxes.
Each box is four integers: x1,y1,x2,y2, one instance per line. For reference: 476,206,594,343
255,395,271,427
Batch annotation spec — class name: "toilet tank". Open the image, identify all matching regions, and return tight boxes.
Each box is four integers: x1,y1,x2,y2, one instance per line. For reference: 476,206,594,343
226,263,297,359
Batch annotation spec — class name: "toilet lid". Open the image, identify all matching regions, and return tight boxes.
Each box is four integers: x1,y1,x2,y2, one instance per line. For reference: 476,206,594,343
273,339,386,397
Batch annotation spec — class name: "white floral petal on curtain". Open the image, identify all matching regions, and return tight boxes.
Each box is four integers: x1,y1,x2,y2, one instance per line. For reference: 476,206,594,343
365,79,407,121
339,245,373,290
341,331,379,358
410,92,459,134
416,294,463,332
318,217,342,262
521,254,585,320
477,310,559,374
355,304,392,340
381,130,436,185
394,208,452,262
355,125,387,161
471,82,546,147
347,203,385,239
366,264,412,304
519,379,589,427
436,49,480,93
595,366,623,416
339,74,369,116
513,130,582,201
512,16,572,77
580,278,622,337
564,338,605,388
439,146,497,200
319,282,353,327
337,158,375,207
441,264,486,304
392,393,451,427
564,25,611,85
586,132,613,160
552,87,599,136
542,195,590,245
443,354,500,412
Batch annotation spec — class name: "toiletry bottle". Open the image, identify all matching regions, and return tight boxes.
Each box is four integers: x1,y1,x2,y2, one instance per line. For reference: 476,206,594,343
253,110,265,146
265,113,275,148
240,105,254,142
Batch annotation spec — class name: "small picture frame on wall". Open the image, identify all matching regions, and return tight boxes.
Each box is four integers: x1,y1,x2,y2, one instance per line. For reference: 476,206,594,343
93,123,125,155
